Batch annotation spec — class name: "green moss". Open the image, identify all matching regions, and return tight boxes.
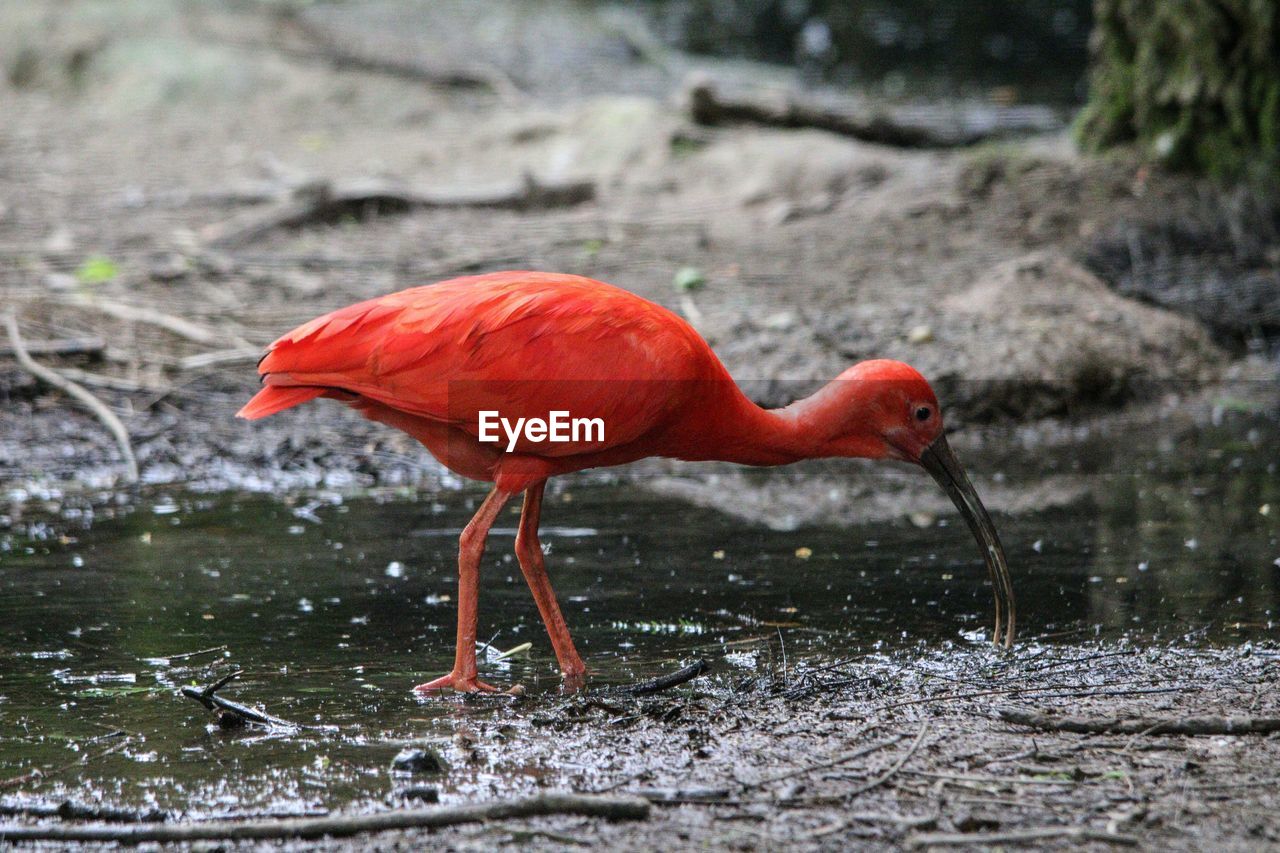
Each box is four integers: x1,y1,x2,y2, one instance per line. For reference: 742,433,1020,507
1076,0,1280,185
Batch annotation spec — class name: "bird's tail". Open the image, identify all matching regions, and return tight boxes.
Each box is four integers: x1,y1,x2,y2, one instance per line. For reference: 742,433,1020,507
236,384,325,419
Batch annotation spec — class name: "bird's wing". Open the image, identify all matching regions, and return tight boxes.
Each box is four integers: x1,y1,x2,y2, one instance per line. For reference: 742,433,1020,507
242,272,722,454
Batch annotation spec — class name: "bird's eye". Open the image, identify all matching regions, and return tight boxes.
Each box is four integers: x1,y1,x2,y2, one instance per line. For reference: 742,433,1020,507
915,406,932,422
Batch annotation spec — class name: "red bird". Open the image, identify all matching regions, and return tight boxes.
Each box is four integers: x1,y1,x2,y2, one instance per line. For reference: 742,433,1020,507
239,271,1015,692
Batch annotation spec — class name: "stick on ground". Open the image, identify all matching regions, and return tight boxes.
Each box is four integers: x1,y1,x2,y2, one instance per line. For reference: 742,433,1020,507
180,671,314,731
907,826,1140,848
4,311,139,484
997,706,1280,736
0,793,649,843
605,659,710,696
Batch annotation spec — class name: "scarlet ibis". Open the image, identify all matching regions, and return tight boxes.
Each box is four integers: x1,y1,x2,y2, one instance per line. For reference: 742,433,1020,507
239,271,1015,692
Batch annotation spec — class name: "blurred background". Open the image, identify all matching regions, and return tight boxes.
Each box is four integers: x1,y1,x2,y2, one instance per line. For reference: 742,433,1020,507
2,0,1276,494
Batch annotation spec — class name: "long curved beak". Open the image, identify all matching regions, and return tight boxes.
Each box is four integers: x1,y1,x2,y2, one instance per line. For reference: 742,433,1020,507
919,434,1016,648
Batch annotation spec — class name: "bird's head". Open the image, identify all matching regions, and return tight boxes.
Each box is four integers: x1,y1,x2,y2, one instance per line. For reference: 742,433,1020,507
806,359,1015,646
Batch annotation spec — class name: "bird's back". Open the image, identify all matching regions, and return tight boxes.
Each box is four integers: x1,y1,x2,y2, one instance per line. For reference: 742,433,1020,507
240,272,731,456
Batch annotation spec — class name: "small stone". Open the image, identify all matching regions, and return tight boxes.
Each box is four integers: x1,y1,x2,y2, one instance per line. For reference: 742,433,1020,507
394,785,439,803
43,273,77,292
761,311,795,331
907,324,934,344
43,227,75,254
391,747,448,775
148,252,189,282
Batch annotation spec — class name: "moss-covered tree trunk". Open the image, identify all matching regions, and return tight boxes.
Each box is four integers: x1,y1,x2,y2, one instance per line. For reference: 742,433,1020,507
1076,0,1280,183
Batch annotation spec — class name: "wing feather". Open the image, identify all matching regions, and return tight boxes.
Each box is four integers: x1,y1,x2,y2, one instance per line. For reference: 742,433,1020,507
243,272,725,454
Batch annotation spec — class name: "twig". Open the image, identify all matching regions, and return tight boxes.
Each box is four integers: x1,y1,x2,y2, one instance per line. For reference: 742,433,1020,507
805,723,929,838
60,295,256,351
872,679,1191,712
4,311,139,484
177,348,261,371
776,628,788,687
997,707,1280,736
741,730,901,791
907,826,1139,848
0,793,650,842
491,642,532,662
901,770,1075,786
602,659,710,696
1,736,131,792
51,365,168,393
0,336,105,358
0,800,165,823
179,671,312,730
155,644,229,663
845,721,929,799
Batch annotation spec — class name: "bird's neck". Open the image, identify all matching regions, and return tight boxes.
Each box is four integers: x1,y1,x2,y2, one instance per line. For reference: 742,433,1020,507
676,380,882,466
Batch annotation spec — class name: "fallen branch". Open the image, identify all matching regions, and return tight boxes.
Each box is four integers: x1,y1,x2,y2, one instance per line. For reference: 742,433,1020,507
998,706,1280,736
278,8,521,100
604,659,710,696
54,366,169,394
60,295,254,351
179,671,311,731
0,793,649,843
685,77,1062,148
4,311,139,484
907,826,1139,848
201,176,595,248
0,336,105,358
0,800,166,823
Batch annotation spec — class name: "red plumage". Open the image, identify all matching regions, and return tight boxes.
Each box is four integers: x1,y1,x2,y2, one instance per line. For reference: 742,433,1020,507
238,270,1014,692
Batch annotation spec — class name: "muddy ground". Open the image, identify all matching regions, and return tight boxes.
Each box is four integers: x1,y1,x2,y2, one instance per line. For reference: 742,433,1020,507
3,643,1279,851
322,644,1280,851
1,1,1279,849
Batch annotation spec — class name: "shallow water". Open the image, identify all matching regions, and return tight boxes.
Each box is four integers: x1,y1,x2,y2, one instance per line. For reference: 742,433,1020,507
1,413,1277,815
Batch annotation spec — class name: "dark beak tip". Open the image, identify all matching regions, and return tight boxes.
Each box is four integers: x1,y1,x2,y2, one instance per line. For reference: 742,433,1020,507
920,436,1017,649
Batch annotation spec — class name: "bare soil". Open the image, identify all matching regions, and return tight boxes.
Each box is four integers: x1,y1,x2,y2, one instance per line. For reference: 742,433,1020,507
393,643,1280,851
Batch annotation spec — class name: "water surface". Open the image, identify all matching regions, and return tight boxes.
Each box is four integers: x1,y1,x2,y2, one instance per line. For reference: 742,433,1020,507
1,412,1277,815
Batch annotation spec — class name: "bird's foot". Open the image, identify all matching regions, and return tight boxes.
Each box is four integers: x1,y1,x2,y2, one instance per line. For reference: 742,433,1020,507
412,672,501,694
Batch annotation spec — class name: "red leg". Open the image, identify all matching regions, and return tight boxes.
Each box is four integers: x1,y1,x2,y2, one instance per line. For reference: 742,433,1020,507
515,481,587,680
414,487,512,693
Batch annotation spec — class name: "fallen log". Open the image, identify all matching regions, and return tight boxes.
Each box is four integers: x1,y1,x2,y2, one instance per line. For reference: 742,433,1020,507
997,706,1280,736
0,793,650,843
685,77,1063,148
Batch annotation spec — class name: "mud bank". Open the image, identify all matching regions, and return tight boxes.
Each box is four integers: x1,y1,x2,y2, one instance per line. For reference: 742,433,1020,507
2,0,1275,508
